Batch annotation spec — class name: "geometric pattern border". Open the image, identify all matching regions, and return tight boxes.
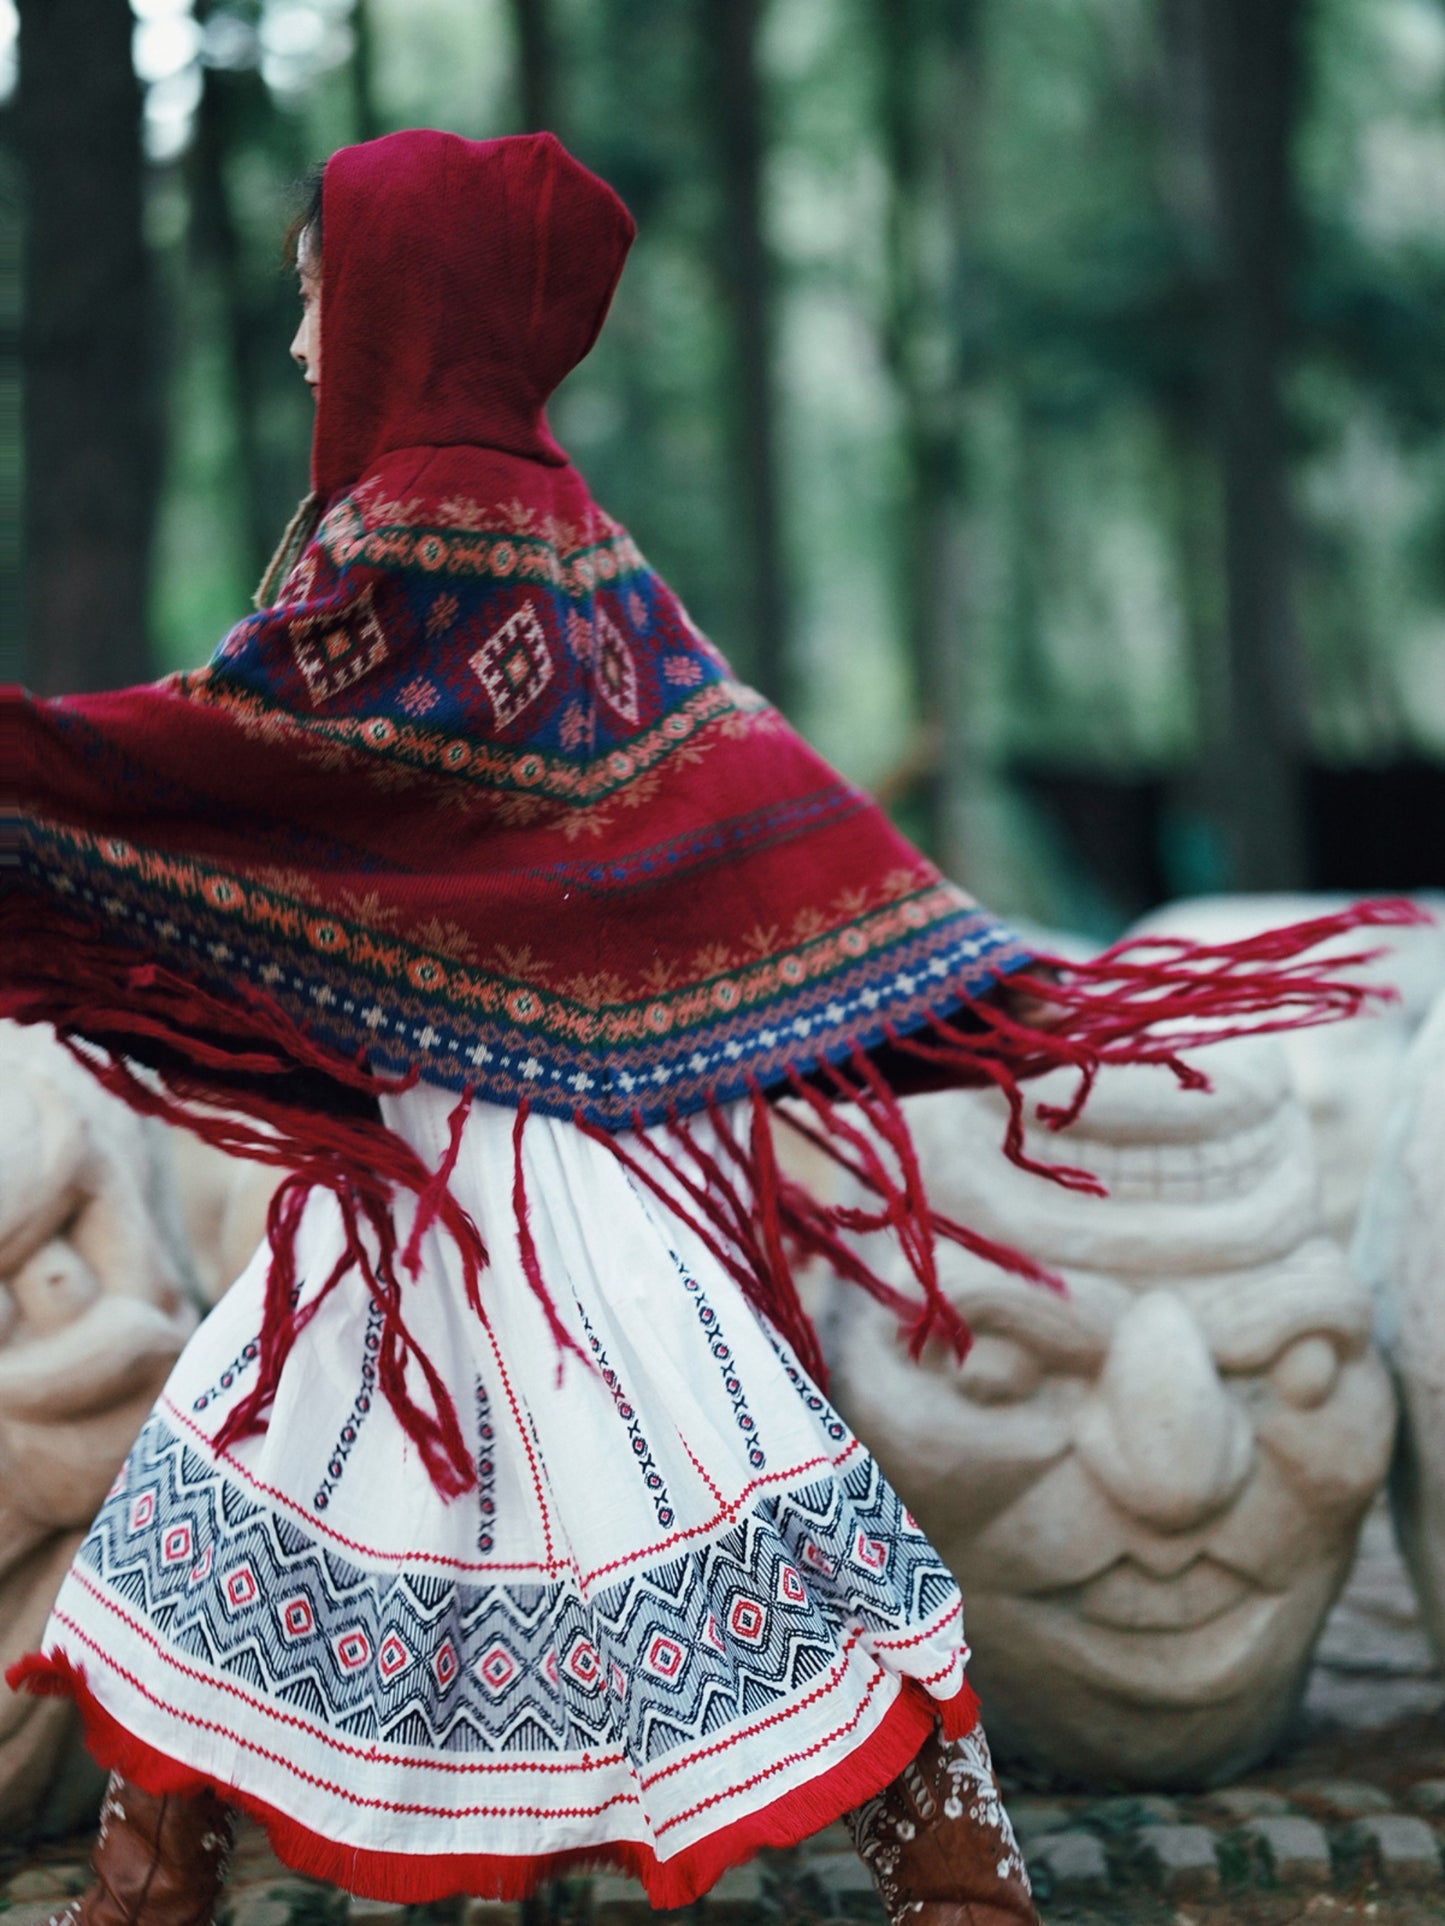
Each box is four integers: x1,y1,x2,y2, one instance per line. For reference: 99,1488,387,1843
82,1415,959,1767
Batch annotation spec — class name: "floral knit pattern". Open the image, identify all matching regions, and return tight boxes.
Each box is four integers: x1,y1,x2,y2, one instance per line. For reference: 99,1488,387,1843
14,448,1027,1131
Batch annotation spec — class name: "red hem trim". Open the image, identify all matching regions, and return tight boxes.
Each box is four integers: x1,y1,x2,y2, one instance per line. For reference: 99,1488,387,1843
8,1651,977,1908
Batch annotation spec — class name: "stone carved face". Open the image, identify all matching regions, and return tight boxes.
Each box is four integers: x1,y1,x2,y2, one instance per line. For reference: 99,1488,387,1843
1356,989,1445,1671
0,1024,197,1830
166,1129,278,1307
827,1042,1395,1788
1129,894,1445,1244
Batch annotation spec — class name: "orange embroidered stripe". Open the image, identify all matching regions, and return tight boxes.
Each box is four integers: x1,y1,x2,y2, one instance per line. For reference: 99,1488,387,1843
33,815,977,1040
176,680,743,803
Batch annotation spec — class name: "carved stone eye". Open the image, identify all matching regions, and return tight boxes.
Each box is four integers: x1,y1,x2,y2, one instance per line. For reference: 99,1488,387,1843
1270,1333,1340,1410
959,1334,1042,1406
8,1237,101,1336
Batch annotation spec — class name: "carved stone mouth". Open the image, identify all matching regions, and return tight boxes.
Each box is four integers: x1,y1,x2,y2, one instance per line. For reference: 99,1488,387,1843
1066,1108,1289,1203
1072,1557,1256,1632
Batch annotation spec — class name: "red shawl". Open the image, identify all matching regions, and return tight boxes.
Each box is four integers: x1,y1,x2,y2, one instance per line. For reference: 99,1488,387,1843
0,130,1415,1494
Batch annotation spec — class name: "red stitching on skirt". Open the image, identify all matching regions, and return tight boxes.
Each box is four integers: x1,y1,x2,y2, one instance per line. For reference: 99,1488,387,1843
58,1579,624,1779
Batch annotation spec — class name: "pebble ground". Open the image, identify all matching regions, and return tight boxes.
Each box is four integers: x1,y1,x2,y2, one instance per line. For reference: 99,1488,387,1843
5,1507,1442,1924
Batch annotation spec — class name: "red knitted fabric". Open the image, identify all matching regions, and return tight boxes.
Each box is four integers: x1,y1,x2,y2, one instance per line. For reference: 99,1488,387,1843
0,129,1421,1488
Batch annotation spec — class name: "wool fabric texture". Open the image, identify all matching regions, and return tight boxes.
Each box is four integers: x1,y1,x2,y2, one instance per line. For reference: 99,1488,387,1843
0,129,1418,1492
8,129,1029,1129
0,127,1421,1905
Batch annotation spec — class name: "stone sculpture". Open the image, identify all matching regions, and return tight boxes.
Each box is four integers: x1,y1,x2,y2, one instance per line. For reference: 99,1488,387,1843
1354,989,1445,1669
825,1040,1395,1788
1129,893,1445,1243
0,1024,198,1833
166,1129,279,1307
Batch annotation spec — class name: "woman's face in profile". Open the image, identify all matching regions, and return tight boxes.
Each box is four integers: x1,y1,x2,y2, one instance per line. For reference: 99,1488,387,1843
289,229,321,398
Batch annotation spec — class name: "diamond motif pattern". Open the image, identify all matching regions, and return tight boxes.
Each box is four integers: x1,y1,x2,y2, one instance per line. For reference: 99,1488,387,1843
76,1414,957,1766
777,1564,807,1606
564,1636,602,1691
160,1523,193,1566
727,1596,767,1646
592,609,639,723
469,601,554,728
645,1634,684,1679
477,1643,517,1694
379,1632,413,1682
288,586,388,707
334,1627,372,1672
222,1564,258,1611
279,1595,315,1641
853,1531,888,1573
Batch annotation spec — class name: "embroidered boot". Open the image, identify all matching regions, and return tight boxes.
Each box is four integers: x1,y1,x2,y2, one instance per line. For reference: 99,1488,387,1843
846,1721,1039,1925
51,1774,234,1926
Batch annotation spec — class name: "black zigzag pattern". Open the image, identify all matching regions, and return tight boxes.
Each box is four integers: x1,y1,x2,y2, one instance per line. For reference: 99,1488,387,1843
80,1416,959,1765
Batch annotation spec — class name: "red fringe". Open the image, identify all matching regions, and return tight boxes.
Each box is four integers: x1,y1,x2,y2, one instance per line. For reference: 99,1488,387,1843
511,1098,589,1377
569,1099,830,1379
7,1649,977,1909
771,1094,1063,1294
1021,899,1426,1129
210,1161,478,1500
0,903,400,1096
0,909,484,1501
0,896,1426,1457
400,1082,473,1278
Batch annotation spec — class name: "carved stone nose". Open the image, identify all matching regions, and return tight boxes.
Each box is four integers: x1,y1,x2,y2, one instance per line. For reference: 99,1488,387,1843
1075,1290,1253,1532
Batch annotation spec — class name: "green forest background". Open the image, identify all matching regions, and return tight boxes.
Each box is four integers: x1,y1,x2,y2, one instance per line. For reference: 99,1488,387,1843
6,0,1445,935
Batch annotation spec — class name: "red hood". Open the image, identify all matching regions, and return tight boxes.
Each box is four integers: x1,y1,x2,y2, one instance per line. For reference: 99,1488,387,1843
311,129,636,500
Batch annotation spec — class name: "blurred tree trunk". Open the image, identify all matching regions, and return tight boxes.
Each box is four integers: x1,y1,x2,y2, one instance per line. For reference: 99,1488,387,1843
351,0,382,144
1151,0,1230,894
17,0,160,692
1198,0,1309,889
0,115,20,681
878,0,982,865
190,61,272,587
509,0,558,135
704,0,788,706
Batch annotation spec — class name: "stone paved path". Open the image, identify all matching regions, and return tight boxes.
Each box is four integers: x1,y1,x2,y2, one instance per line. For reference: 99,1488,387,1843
1305,1506,1445,1732
5,1504,1441,1924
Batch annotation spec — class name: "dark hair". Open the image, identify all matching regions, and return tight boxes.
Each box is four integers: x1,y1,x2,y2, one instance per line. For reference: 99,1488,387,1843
283,163,326,268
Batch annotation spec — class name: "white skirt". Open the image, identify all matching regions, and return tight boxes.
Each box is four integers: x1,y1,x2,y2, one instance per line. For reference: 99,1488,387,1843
25,1085,975,1907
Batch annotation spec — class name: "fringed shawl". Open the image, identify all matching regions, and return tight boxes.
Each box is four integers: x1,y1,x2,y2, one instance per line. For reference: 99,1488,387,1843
0,130,1419,1497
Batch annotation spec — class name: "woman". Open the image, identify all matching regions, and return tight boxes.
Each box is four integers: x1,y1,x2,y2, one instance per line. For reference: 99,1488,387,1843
3,129,1400,1925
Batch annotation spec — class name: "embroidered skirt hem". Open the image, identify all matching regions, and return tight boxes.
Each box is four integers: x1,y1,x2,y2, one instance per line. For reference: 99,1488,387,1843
9,1088,975,1907
13,1651,979,1906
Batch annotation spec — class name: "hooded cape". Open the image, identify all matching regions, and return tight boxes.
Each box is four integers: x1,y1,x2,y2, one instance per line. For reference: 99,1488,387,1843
10,129,1030,1128
1,130,1412,1495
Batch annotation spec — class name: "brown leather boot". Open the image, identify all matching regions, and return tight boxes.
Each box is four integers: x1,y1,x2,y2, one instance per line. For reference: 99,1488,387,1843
846,1720,1040,1925
52,1775,234,1926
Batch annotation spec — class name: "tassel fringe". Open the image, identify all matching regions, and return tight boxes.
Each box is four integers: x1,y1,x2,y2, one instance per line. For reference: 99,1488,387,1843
512,1098,591,1379
0,896,1426,1481
0,905,483,1500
